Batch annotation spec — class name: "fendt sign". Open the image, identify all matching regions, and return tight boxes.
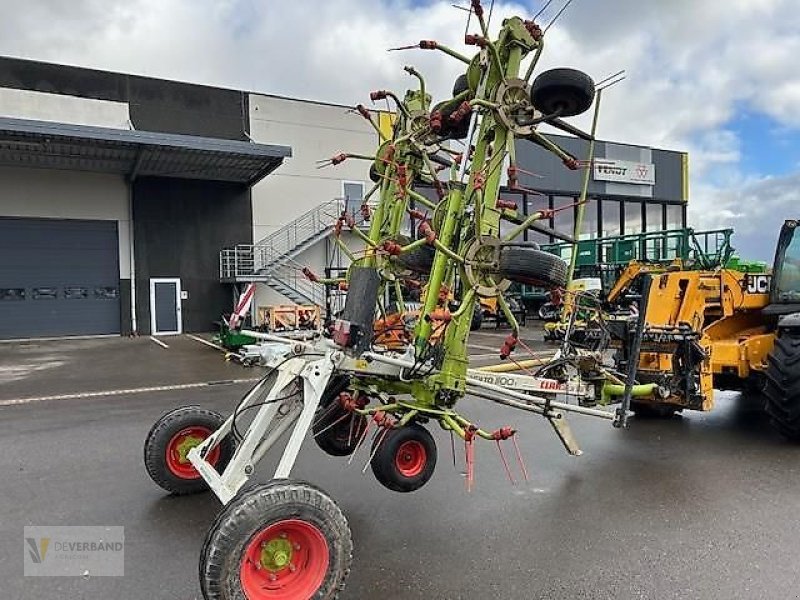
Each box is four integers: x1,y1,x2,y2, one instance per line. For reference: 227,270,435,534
593,159,656,185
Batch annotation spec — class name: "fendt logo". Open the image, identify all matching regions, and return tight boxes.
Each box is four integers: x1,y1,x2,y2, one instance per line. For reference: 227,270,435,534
746,274,771,295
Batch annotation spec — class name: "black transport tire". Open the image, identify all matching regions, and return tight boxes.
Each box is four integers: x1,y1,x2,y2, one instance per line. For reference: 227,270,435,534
144,406,235,495
531,68,595,117
312,376,367,457
396,243,435,273
497,243,567,288
452,73,470,96
200,480,352,600
371,423,437,493
630,401,679,419
764,331,800,440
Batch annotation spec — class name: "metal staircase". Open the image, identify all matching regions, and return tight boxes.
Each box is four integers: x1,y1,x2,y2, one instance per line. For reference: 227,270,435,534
219,198,345,305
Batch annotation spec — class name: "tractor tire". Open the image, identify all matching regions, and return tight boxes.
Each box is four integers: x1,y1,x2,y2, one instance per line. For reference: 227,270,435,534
531,68,595,117
764,330,800,440
630,401,679,419
396,243,435,273
312,376,367,457
200,479,352,600
144,406,235,495
370,423,437,493
497,243,567,288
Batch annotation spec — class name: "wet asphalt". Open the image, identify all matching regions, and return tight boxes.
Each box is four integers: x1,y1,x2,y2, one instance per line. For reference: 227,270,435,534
2,331,800,600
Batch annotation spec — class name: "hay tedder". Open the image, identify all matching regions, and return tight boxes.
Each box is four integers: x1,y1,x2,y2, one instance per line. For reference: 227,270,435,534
143,4,651,598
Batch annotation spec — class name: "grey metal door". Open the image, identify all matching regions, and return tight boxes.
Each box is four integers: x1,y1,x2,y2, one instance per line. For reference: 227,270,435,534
0,217,121,339
149,278,182,335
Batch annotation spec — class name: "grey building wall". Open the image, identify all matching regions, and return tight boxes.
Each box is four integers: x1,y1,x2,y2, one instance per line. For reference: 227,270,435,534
132,177,252,334
515,134,686,202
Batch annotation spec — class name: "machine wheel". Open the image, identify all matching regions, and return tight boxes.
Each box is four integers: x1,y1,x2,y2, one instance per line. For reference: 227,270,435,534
630,401,678,419
530,68,595,117
313,377,367,457
144,406,235,495
200,480,352,600
396,243,435,273
452,73,470,96
764,331,800,440
497,243,567,288
370,423,437,493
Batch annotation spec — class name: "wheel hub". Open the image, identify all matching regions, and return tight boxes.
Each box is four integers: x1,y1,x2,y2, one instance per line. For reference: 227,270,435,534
260,537,294,572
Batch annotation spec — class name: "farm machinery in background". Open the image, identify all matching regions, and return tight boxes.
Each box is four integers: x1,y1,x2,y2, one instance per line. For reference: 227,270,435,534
547,221,800,427
141,4,662,598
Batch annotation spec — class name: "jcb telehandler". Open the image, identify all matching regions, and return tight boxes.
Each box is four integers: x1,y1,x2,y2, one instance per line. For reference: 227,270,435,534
604,219,800,437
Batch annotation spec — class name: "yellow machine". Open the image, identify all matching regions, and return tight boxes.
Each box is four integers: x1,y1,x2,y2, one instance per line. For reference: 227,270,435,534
609,220,800,437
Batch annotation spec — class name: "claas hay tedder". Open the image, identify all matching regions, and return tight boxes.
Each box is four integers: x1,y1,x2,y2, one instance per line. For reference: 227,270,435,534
141,3,655,598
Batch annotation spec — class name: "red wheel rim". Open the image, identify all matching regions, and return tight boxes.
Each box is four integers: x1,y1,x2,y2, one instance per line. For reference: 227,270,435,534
165,426,219,479
395,440,427,478
240,519,329,600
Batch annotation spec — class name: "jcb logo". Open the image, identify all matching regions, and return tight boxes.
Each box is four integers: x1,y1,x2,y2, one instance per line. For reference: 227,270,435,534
746,274,771,294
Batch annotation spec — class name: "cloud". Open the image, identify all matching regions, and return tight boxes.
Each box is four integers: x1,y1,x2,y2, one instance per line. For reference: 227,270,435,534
0,0,798,255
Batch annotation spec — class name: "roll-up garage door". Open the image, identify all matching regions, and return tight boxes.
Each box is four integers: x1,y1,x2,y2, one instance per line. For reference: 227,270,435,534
0,217,120,338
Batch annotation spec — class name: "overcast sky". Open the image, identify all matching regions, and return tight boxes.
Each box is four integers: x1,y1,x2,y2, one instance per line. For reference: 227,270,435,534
1,0,798,260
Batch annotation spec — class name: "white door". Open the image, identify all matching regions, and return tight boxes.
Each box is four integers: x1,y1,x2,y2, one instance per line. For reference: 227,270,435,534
149,278,182,335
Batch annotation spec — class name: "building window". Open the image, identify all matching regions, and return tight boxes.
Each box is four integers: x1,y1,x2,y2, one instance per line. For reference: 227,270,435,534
601,200,621,238
645,202,664,232
524,194,552,242
579,198,599,240
553,196,575,238
666,204,684,230
0,288,25,301
624,201,643,235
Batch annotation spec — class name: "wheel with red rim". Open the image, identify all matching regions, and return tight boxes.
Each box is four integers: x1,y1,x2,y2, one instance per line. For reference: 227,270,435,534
144,406,235,495
370,423,437,493
312,377,367,457
200,480,352,600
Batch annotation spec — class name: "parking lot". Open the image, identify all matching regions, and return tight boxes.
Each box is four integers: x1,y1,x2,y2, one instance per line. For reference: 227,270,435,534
3,328,800,600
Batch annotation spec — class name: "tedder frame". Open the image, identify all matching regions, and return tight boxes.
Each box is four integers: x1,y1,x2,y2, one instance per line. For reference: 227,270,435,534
143,3,651,598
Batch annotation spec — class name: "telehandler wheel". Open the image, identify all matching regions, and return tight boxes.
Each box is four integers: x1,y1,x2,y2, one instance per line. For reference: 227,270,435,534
497,243,567,288
764,331,800,440
530,68,595,117
630,401,679,419
371,423,437,493
144,406,235,495
313,377,367,457
200,480,352,600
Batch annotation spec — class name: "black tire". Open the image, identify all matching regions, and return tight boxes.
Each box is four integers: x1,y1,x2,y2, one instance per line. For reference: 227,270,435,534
630,401,679,419
200,480,352,600
764,331,800,440
371,423,437,493
531,68,595,117
144,405,235,495
452,73,470,97
497,243,567,288
312,376,367,457
396,243,435,273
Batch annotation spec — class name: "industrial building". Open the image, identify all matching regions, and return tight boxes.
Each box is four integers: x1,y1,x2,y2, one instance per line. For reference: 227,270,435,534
0,57,687,340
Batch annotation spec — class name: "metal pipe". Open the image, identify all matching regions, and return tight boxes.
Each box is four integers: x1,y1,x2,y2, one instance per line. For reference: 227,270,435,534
566,88,602,284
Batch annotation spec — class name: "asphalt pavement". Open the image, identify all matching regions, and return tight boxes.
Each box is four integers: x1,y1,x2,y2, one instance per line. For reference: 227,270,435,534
2,330,800,599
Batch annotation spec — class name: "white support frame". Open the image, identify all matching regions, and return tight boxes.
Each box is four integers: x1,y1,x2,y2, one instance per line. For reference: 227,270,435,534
189,350,339,505
149,277,182,335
